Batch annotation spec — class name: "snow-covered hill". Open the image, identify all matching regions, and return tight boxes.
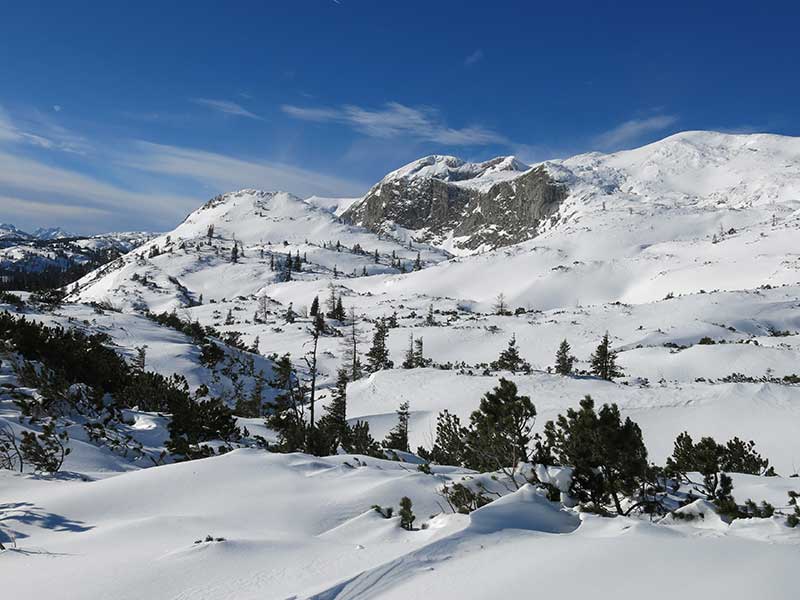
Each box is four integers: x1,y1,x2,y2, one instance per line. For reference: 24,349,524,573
0,226,155,277
3,131,800,599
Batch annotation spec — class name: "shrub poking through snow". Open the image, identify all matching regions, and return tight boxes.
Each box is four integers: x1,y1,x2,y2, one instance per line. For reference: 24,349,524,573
399,497,415,530
19,420,70,473
372,505,393,519
543,395,648,515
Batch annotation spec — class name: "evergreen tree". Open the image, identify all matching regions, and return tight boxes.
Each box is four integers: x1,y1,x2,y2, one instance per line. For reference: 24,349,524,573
285,303,296,323
554,339,575,376
492,334,528,373
231,244,239,263
19,421,71,473
428,410,466,466
365,318,393,372
464,378,535,484
293,251,302,271
425,304,436,326
309,295,320,316
383,401,410,452
543,396,648,515
413,252,422,271
345,420,382,457
399,497,415,530
318,368,349,452
333,296,345,321
265,354,307,452
590,332,622,381
413,337,428,368
401,332,416,369
341,307,364,381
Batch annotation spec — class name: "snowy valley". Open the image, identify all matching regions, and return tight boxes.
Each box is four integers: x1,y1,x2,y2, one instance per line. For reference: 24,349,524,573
2,131,800,599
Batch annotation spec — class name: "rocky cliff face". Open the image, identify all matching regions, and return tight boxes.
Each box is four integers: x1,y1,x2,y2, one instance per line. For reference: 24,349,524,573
341,156,568,252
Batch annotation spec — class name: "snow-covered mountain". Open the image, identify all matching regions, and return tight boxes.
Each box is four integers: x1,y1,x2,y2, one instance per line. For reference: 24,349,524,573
343,130,800,254
3,131,800,599
0,227,156,279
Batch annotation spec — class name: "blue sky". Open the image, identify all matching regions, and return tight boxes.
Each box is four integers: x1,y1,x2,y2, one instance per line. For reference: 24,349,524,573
1,1,798,233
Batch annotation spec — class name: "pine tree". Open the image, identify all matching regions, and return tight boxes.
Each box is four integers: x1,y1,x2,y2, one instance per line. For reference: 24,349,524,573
333,296,345,321
413,252,422,271
590,332,622,381
554,339,575,376
284,303,296,323
425,304,436,326
492,334,527,373
207,224,214,240
318,368,349,452
413,336,428,368
399,496,415,530
383,401,410,452
365,318,393,372
341,307,364,381
293,251,302,271
20,420,71,473
543,396,648,515
265,354,307,452
401,332,416,369
309,295,320,316
231,244,239,263
428,410,466,466
464,378,535,483
346,420,382,457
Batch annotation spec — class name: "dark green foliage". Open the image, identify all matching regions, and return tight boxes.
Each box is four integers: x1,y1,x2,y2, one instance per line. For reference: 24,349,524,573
19,421,71,473
720,437,771,475
372,505,393,519
365,318,393,373
743,499,775,518
464,378,535,477
0,423,23,472
399,496,415,530
544,396,648,515
119,372,192,412
428,410,466,466
590,332,623,381
345,420,383,457
666,432,771,494
309,295,319,316
0,291,25,308
317,369,350,453
787,491,799,527
166,397,240,460
491,334,529,373
383,401,410,452
554,339,575,376
265,353,307,452
441,482,492,514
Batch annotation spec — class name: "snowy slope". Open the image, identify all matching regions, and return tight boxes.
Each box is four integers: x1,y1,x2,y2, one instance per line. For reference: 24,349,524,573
3,131,800,599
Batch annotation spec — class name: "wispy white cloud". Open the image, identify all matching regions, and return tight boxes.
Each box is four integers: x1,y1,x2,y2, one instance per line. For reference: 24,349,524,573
282,101,507,146
192,98,263,120
0,194,112,220
594,114,679,150
0,150,196,219
121,141,367,197
0,104,90,154
464,49,484,67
